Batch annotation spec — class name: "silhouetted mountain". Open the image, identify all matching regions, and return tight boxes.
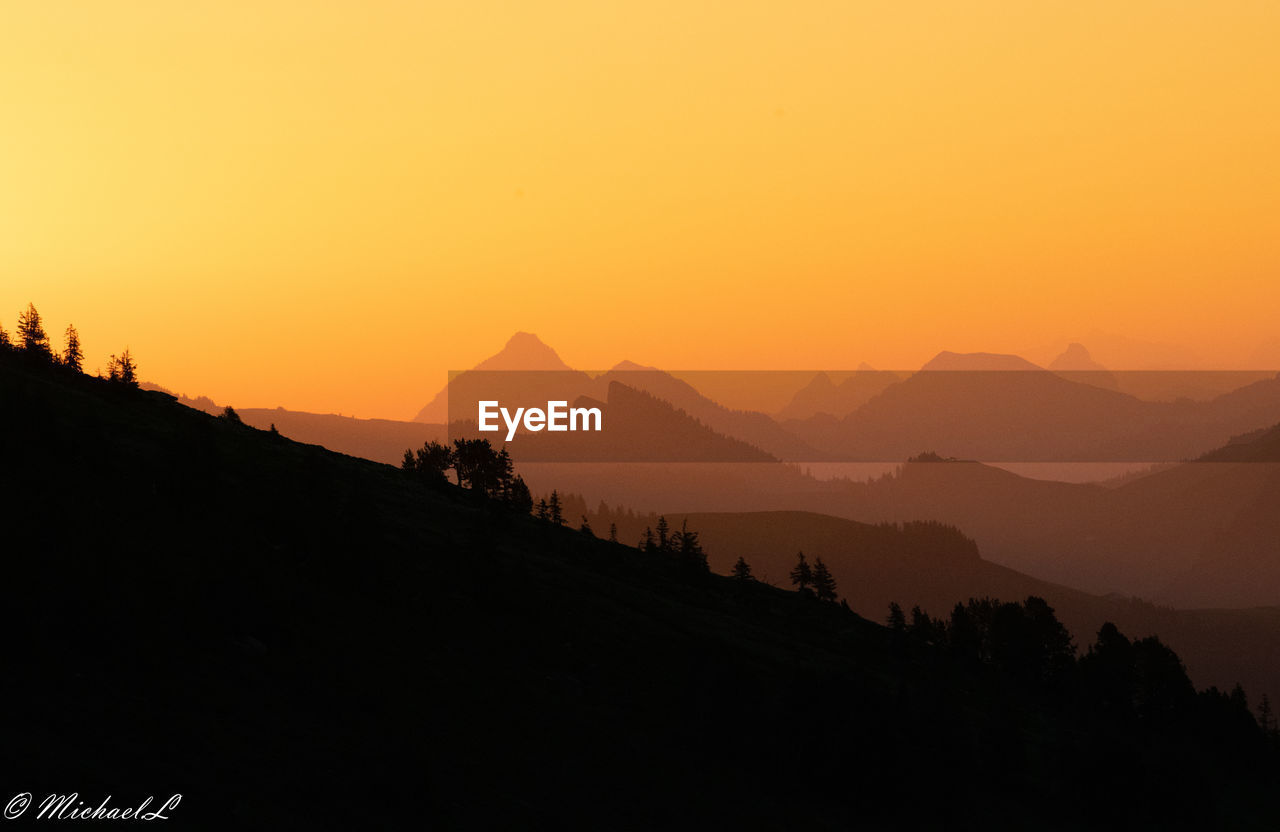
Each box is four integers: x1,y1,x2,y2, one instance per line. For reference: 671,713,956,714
5,347,1278,828
1050,343,1107,372
920,350,1043,372
774,365,902,421
596,363,829,460
1049,343,1119,390
448,381,779,463
832,429,1280,607
783,359,1280,461
413,332,583,422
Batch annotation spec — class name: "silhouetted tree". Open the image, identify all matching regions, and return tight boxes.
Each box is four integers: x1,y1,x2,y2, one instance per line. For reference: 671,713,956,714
1132,635,1195,721
269,423,279,435
17,303,52,359
640,526,657,552
1230,683,1249,713
405,440,453,484
608,522,618,543
1259,694,1276,738
105,349,138,386
220,405,243,424
548,490,564,526
505,474,533,515
1024,596,1076,684
887,602,906,632
948,602,982,663
579,516,593,536
909,605,943,643
731,556,752,580
656,516,671,551
453,438,497,491
535,499,549,522
0,320,9,350
62,325,83,372
811,557,837,602
675,519,708,572
789,551,813,593
1081,622,1137,719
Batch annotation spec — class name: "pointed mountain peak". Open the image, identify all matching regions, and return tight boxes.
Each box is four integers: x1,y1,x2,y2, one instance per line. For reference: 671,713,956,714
474,332,572,372
610,359,657,372
801,372,836,391
1049,343,1108,372
920,351,1042,372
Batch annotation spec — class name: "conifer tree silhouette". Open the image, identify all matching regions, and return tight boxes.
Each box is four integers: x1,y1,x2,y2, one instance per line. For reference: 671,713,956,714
731,556,752,580
789,551,813,592
17,303,52,359
608,522,618,543
548,490,564,526
506,475,533,515
62,324,83,372
105,349,138,386
887,602,906,632
676,519,707,571
811,557,837,602
656,515,670,551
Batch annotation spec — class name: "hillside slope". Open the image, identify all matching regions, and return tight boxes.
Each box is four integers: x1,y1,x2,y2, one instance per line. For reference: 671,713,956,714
1,354,1276,829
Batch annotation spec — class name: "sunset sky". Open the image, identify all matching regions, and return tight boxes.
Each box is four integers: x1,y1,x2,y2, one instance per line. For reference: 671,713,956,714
4,1,1278,419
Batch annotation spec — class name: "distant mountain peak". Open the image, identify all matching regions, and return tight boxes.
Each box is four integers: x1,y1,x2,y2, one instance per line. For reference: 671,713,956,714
1049,343,1108,372
474,332,572,372
802,372,836,392
920,351,1042,372
611,359,657,372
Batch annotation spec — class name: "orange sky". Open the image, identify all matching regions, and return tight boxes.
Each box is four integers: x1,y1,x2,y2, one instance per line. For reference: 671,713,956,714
3,1,1279,419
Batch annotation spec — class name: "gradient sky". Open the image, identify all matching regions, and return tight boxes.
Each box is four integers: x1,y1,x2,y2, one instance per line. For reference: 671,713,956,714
4,1,1278,418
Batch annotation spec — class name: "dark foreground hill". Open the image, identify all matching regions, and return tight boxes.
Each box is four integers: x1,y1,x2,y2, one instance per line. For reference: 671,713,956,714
588,509,1280,705
2,353,1277,830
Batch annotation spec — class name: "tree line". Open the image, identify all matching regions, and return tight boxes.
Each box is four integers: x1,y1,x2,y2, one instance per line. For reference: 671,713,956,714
885,595,1280,743
1,302,137,384
402,437,533,513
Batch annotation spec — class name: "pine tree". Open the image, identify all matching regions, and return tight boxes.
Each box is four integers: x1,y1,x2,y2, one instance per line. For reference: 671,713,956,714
495,447,515,496
17,303,52,359
676,519,708,572
789,551,813,592
887,602,906,632
579,516,593,536
412,440,455,484
656,515,671,551
106,349,138,386
548,490,564,526
608,523,618,543
640,526,657,552
1258,693,1276,737
811,557,838,602
62,324,83,372
0,320,10,350
731,556,753,580
535,499,549,522
506,475,533,515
